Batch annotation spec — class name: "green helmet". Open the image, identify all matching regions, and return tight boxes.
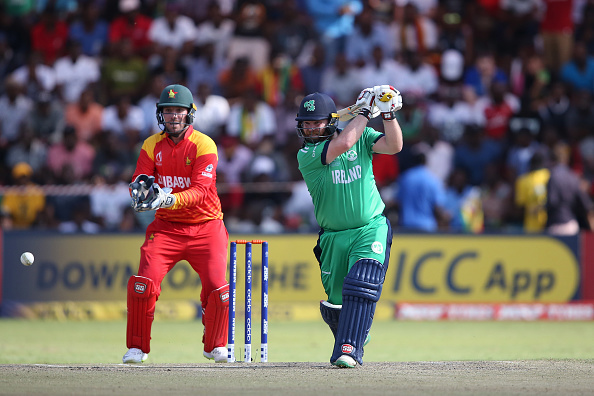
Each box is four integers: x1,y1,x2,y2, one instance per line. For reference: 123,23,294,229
156,84,196,132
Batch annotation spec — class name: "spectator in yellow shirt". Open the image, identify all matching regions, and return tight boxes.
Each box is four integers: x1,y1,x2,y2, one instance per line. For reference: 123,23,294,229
514,152,550,232
0,162,46,229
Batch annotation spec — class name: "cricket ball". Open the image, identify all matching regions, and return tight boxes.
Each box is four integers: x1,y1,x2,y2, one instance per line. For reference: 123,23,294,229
20,252,34,266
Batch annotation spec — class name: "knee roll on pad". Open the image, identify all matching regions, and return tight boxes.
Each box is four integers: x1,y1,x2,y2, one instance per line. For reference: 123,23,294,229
331,259,386,365
320,300,342,338
126,275,158,353
203,284,230,352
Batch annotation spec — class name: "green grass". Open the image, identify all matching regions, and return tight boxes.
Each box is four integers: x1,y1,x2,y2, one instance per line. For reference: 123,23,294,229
1,319,593,364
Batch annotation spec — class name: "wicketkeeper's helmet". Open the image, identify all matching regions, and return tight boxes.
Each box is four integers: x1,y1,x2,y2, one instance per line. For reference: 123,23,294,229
295,92,339,143
156,84,197,132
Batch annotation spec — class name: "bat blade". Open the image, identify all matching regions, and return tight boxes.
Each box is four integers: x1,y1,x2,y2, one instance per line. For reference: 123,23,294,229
336,103,362,122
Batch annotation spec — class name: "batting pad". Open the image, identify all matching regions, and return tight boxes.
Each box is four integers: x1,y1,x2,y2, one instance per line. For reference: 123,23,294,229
320,300,342,338
203,284,229,353
126,275,158,353
331,259,386,365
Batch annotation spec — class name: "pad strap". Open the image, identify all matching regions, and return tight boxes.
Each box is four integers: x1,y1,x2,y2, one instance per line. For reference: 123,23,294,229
203,284,230,353
330,259,387,365
320,300,342,338
126,275,158,353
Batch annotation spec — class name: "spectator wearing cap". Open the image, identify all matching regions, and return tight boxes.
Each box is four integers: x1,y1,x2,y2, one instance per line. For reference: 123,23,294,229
54,40,100,103
108,0,153,58
0,162,46,230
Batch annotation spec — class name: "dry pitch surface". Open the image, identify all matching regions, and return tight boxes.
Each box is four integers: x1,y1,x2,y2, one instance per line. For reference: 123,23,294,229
2,360,593,396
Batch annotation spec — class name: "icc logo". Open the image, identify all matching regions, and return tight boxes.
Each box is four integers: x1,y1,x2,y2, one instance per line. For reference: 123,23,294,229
156,151,162,165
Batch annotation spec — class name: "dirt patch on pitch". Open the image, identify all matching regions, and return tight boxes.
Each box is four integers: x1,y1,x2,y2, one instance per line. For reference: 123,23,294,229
2,360,593,396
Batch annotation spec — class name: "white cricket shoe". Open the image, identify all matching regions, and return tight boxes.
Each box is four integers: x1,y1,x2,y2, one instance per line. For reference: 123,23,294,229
333,354,357,368
122,348,148,364
203,346,228,363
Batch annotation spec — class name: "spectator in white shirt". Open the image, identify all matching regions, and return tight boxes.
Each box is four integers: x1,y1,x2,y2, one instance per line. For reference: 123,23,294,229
359,45,405,89
0,77,34,146
54,40,100,103
10,51,56,99
193,82,230,139
194,3,235,64
148,2,196,55
101,95,145,142
137,74,166,137
398,50,439,97
226,90,276,149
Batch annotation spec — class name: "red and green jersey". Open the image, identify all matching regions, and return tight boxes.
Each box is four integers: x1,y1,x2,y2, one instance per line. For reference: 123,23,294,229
132,127,223,224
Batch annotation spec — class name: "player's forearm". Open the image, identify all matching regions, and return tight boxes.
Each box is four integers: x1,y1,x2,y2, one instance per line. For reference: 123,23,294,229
326,114,367,163
381,118,404,154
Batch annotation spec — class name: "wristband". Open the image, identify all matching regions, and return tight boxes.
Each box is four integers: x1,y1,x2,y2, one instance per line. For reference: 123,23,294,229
381,110,397,120
359,108,371,120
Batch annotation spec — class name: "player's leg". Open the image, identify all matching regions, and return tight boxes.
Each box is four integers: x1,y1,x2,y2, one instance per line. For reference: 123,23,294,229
123,219,183,363
331,216,393,368
186,219,230,362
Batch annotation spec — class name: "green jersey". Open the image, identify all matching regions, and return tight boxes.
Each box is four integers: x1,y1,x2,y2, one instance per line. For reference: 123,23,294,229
297,127,385,231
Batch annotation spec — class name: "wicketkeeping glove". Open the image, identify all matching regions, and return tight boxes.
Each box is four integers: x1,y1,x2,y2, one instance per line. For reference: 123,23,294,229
130,174,155,207
130,175,176,212
373,85,403,120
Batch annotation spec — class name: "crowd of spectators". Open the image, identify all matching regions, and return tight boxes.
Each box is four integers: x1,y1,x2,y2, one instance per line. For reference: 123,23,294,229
1,0,594,236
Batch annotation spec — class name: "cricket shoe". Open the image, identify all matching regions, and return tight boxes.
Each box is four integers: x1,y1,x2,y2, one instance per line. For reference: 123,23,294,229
203,346,228,363
332,354,357,368
122,348,148,364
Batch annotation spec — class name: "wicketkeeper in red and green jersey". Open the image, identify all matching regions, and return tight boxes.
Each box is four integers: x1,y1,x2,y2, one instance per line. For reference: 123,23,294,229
122,84,229,364
296,86,404,368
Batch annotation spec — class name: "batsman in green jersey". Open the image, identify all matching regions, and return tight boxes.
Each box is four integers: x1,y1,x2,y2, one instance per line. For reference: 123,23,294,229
296,86,404,368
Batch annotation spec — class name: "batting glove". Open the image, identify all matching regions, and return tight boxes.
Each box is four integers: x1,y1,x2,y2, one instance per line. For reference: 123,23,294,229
373,85,403,120
355,88,380,120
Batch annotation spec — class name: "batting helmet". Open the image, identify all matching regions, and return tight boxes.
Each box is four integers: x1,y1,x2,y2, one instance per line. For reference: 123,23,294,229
295,92,339,143
156,84,197,132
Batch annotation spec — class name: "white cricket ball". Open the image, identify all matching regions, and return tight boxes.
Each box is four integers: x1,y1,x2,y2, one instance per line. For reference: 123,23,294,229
20,252,34,266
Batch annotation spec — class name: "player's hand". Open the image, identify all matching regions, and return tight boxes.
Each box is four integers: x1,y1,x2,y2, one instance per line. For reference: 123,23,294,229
139,184,176,211
373,85,403,120
130,174,155,206
355,88,380,119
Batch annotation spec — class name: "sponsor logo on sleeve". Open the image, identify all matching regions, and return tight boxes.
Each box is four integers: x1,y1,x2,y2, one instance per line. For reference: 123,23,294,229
134,282,147,294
